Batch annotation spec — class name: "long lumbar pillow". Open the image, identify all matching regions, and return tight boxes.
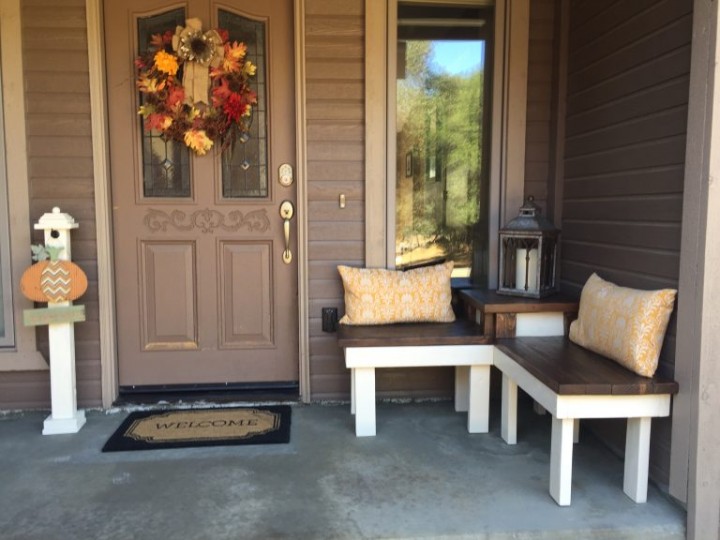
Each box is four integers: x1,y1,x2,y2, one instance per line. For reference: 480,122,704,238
337,262,456,325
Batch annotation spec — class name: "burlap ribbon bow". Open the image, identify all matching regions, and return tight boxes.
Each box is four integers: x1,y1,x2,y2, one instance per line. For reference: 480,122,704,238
172,18,224,105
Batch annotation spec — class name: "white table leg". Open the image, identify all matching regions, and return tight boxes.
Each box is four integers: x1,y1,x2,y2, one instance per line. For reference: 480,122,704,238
573,418,580,444
623,417,652,502
550,416,574,506
350,367,356,415
501,373,518,444
354,367,376,437
455,366,469,412
467,365,489,433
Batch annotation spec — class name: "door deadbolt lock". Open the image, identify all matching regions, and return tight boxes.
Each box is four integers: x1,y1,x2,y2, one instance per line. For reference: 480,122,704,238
279,163,294,187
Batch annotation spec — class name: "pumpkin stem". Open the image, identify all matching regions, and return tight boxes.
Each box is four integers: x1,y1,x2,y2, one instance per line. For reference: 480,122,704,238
45,246,64,262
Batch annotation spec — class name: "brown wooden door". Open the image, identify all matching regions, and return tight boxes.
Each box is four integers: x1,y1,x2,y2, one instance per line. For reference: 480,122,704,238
105,0,298,387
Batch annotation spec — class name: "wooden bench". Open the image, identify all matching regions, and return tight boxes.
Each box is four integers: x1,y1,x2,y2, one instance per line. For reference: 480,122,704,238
337,320,493,437
493,336,679,506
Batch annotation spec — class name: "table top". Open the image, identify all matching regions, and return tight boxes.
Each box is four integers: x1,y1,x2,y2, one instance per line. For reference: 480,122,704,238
459,288,579,314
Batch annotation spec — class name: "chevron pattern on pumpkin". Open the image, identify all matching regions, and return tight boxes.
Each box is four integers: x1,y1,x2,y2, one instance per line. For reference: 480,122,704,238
40,261,72,302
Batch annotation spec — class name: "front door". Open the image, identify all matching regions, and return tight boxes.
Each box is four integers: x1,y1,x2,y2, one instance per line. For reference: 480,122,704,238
105,0,298,388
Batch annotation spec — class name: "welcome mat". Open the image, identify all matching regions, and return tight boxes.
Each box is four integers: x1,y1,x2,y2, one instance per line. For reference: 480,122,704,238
102,406,291,452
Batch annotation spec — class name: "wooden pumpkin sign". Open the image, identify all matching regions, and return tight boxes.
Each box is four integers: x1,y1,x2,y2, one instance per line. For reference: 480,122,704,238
20,245,88,303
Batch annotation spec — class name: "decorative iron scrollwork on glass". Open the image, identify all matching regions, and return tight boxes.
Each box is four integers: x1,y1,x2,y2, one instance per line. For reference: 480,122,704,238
137,9,192,198
218,9,268,199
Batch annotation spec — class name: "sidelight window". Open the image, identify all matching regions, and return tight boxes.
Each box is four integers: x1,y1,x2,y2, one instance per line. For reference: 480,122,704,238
0,67,13,347
394,3,493,280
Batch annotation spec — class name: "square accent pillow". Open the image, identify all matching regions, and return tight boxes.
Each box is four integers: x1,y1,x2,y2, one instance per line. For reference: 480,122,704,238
569,273,676,377
337,262,455,325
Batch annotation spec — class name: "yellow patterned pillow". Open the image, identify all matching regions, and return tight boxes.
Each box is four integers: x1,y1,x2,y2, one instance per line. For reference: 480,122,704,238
569,273,676,377
337,262,455,325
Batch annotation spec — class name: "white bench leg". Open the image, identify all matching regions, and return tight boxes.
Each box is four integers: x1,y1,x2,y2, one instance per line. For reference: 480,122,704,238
467,365,489,433
354,367,376,437
550,416,574,506
624,417,651,502
350,367,356,415
454,366,469,412
501,373,518,444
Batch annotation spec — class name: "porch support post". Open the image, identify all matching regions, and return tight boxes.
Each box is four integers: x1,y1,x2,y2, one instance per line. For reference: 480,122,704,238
670,0,720,538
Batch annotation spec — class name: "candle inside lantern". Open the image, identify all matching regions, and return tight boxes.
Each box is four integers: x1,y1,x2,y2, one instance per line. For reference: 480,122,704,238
515,248,538,292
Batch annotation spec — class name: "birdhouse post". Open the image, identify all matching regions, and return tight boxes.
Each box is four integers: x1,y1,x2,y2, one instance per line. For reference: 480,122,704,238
28,207,87,435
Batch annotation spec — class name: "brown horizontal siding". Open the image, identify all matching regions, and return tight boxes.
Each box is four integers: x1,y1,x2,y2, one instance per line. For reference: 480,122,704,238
0,0,102,410
305,0,365,400
524,0,557,213
305,0,460,401
560,0,691,486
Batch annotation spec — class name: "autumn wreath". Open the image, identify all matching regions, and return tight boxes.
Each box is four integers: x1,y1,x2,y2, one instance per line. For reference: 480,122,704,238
135,18,258,156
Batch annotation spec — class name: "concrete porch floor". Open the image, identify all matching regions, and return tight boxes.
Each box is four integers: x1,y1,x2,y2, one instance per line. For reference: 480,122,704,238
0,401,685,540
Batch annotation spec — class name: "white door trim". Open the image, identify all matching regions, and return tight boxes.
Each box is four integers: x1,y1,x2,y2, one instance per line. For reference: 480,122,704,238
85,0,311,406
86,0,117,407
293,0,311,402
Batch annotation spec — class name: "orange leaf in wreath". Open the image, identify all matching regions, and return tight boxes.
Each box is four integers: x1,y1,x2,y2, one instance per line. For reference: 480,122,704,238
223,42,247,73
146,113,173,132
212,78,232,108
137,75,166,94
183,129,214,155
166,86,185,109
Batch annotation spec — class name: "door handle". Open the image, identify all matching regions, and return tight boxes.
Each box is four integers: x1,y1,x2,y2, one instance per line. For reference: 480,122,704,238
279,200,294,264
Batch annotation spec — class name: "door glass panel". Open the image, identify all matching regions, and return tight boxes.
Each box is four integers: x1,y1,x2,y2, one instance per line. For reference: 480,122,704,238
395,4,492,279
138,8,192,198
218,9,268,198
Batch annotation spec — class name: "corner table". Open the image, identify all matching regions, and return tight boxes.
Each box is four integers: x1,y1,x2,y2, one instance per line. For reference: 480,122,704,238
459,289,579,339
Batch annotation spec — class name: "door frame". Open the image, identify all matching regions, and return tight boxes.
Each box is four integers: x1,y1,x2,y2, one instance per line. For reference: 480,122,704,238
86,0,311,406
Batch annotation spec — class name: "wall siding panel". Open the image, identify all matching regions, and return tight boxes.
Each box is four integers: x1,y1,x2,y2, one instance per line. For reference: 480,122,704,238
303,0,452,400
305,0,365,400
0,0,101,409
561,0,691,486
524,0,556,212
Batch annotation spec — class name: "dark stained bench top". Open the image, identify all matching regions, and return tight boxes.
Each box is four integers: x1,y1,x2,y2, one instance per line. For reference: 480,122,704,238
495,337,679,396
337,319,491,348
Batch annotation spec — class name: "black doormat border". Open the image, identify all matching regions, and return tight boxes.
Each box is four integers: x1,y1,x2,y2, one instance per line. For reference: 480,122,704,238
102,406,291,452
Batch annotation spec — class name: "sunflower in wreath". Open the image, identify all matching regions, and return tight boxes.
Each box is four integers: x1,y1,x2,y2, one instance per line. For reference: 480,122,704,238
135,18,258,156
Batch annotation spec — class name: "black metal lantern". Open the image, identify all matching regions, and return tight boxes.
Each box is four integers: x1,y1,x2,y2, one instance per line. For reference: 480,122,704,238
498,196,559,298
